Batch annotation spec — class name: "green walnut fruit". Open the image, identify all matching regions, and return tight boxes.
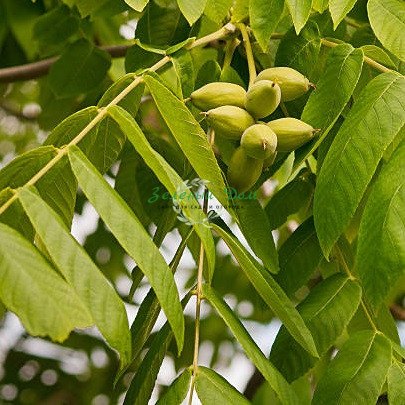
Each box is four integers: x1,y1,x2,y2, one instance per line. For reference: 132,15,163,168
256,67,311,101
240,124,278,159
267,118,317,151
190,82,246,110
205,106,255,140
227,147,263,192
245,80,281,118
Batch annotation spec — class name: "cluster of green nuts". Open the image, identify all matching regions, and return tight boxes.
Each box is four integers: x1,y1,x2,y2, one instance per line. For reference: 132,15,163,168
190,67,317,192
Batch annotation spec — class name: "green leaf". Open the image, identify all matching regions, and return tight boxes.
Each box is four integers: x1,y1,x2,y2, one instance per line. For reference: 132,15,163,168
270,274,362,382
0,223,92,342
285,0,313,34
177,0,207,25
314,72,405,257
195,367,250,404
48,38,111,98
107,105,216,281
98,74,145,117
143,74,230,208
264,173,315,230
33,5,79,47
249,0,284,51
211,223,318,358
68,145,185,352
45,107,126,173
156,369,192,405
124,0,148,12
0,146,77,227
313,0,329,13
275,217,323,296
329,0,357,28
368,0,405,61
136,1,189,46
202,285,299,405
204,0,233,23
360,45,397,69
275,21,321,78
125,44,162,73
237,198,279,273
19,187,132,367
172,49,195,98
312,331,392,404
356,140,405,308
123,293,191,405
294,44,363,172
232,0,250,22
388,361,405,405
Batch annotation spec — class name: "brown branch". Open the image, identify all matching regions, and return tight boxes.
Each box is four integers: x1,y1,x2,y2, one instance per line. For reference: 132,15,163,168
0,45,130,83
391,303,405,321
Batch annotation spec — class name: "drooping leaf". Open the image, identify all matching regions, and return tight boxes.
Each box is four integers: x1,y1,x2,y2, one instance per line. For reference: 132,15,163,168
177,0,207,25
249,0,284,51
294,44,363,172
195,367,250,404
143,73,230,208
285,0,313,34
360,45,397,69
19,187,132,367
0,223,92,342
237,198,279,273
107,105,216,281
270,274,362,382
329,0,357,28
123,293,191,405
314,72,405,257
48,38,111,98
313,0,329,13
68,146,184,352
275,217,323,296
312,330,392,404
156,369,192,405
388,361,405,405
265,172,315,230
202,285,299,405
211,223,318,358
368,0,405,61
355,140,405,308
275,21,321,79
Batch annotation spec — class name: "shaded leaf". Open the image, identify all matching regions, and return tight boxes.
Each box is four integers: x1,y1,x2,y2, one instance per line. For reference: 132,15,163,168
356,140,405,307
172,49,195,98
204,0,233,23
312,331,392,404
388,361,405,405
68,146,184,352
48,39,111,98
270,274,362,382
314,72,405,257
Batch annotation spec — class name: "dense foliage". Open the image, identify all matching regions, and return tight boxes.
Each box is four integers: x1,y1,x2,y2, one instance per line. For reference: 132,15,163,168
0,0,404,404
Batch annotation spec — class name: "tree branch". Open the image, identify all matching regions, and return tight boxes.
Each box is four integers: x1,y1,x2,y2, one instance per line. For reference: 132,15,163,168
0,45,130,83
